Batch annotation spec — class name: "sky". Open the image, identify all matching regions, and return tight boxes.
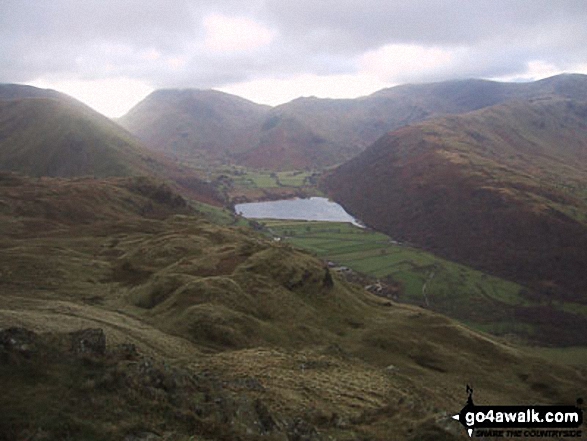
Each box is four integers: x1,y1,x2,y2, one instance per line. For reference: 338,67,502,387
2,0,587,117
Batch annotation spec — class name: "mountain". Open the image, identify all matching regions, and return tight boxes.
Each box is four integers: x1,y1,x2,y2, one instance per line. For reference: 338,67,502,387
0,97,153,177
119,74,587,170
244,74,587,169
323,96,587,302
1,172,585,440
0,85,221,204
236,113,345,170
118,89,270,163
0,83,66,101
236,97,365,169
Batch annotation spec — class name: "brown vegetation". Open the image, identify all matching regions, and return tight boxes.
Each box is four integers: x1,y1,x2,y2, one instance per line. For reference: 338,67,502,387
324,98,587,304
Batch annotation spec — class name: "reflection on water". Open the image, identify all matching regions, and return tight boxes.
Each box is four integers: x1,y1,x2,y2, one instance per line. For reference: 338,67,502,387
235,197,362,227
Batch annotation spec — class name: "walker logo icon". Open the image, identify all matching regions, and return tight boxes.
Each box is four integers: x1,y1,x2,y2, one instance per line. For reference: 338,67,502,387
452,385,584,438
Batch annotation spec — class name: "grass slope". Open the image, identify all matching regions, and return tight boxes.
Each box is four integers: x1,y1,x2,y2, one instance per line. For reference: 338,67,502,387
0,97,151,177
0,87,223,204
1,174,585,439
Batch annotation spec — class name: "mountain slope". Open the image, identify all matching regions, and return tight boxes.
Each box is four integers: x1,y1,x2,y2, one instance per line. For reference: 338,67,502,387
236,114,345,170
118,89,270,162
258,74,587,160
0,83,66,101
324,97,587,301
0,97,154,177
120,74,587,170
0,86,222,204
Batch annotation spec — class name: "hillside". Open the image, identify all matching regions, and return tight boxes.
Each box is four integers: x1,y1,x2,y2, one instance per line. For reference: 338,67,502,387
0,97,154,177
236,114,347,170
0,83,66,101
119,74,587,170
0,86,222,204
1,172,585,440
324,97,587,304
118,89,270,163
244,74,587,170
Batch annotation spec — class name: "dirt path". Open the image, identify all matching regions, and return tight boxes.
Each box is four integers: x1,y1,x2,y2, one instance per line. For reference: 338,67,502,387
421,271,435,307
0,295,201,361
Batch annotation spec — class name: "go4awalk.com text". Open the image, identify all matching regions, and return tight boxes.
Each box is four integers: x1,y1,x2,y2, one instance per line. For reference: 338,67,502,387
452,386,583,438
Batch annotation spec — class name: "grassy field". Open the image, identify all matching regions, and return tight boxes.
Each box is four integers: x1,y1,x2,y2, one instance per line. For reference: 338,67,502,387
191,200,246,226
203,166,324,202
231,170,280,188
276,171,313,186
213,166,316,189
260,219,570,339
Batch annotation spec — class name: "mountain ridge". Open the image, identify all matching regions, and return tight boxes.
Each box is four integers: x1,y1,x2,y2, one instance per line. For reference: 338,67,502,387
119,74,587,170
0,83,67,101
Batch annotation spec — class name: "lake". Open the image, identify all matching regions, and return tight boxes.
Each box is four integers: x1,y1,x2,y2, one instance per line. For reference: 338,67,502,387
235,197,363,226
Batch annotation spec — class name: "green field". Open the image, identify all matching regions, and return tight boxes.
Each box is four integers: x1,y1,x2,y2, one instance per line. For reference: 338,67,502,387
261,219,541,336
233,171,280,188
214,167,316,189
276,171,313,186
192,201,239,225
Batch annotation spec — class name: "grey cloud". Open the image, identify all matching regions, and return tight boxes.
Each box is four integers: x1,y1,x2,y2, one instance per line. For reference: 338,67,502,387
262,0,587,50
1,0,587,88
2,1,188,47
258,0,587,82
0,0,277,84
1,0,196,82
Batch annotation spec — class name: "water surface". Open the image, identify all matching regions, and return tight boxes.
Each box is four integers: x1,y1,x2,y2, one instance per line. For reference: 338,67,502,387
235,197,362,226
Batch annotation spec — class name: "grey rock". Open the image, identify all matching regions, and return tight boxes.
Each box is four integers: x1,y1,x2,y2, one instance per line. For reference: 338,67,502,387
70,328,106,355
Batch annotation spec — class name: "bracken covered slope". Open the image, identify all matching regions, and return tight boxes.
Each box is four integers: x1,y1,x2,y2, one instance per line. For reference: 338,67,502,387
324,97,587,303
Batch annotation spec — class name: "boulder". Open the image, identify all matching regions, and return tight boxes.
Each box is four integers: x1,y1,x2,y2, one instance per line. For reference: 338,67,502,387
69,328,106,355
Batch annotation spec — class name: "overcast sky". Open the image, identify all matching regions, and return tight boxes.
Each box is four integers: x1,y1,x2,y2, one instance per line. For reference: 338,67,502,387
2,0,587,117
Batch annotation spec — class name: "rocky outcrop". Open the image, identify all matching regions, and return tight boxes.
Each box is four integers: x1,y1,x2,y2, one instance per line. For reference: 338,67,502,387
69,328,106,355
